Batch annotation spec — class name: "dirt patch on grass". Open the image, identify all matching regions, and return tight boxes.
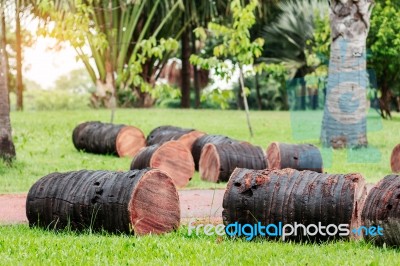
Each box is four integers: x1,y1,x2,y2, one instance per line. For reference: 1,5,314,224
0,189,225,225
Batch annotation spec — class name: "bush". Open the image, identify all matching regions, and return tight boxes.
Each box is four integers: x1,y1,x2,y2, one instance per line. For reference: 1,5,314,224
24,89,90,111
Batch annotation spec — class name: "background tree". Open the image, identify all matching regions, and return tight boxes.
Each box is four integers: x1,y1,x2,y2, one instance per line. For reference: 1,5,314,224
37,0,181,111
191,0,265,137
321,0,374,148
367,0,400,119
0,5,16,163
261,0,329,110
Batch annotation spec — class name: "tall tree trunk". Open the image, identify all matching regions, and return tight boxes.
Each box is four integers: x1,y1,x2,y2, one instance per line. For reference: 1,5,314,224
0,14,16,163
180,25,191,108
191,29,201,109
321,0,373,149
15,0,23,111
1,12,9,93
239,67,254,137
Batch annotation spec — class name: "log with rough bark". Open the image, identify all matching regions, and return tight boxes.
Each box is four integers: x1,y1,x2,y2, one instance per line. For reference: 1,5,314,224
146,125,205,151
199,142,267,183
192,135,239,171
26,169,180,235
72,121,146,157
223,168,367,241
266,142,323,172
390,144,400,173
362,174,400,247
131,141,194,188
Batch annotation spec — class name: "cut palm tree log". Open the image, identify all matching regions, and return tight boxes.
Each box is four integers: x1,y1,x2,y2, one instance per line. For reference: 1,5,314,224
266,142,323,172
131,141,194,188
26,169,180,235
192,134,239,171
222,168,367,241
72,121,146,157
146,125,205,151
362,174,400,247
390,144,400,173
199,142,267,183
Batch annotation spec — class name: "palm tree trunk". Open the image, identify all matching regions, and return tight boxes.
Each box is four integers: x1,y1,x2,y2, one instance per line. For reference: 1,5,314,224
321,0,373,149
180,25,191,108
16,0,23,111
0,15,16,163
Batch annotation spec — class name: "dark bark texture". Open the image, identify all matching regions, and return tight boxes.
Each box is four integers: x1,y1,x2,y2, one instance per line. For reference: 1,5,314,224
362,174,400,247
146,125,203,148
191,134,239,171
223,168,367,241
199,142,267,183
26,169,180,235
72,121,146,157
180,26,191,108
266,142,323,172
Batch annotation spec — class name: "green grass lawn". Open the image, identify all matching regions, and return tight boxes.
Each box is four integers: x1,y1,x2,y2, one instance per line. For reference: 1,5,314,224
0,225,400,265
1,109,399,193
1,109,400,265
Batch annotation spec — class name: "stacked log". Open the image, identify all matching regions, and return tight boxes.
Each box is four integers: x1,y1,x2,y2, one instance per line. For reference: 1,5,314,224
26,169,180,235
131,141,194,188
390,144,400,173
362,174,400,247
266,142,323,172
146,125,204,151
223,168,367,241
199,142,266,183
192,135,239,171
72,121,146,157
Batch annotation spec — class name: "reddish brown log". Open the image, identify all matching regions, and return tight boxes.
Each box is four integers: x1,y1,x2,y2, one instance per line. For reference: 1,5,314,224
267,142,323,172
390,144,400,173
26,169,180,235
146,125,205,151
199,142,267,183
131,141,194,188
192,134,239,171
222,168,367,241
72,121,146,157
362,174,400,246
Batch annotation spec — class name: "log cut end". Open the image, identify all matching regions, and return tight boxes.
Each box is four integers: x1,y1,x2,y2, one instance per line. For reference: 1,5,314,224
266,142,281,169
129,169,180,235
391,144,400,173
346,173,367,236
116,126,146,157
177,130,205,151
199,143,220,183
150,141,194,188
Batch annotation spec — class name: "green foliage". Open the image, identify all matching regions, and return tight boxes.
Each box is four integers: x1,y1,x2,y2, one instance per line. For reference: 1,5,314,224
261,0,329,76
232,64,289,110
191,0,266,77
25,89,90,111
201,88,235,109
53,68,95,93
36,0,181,107
368,0,400,94
150,83,181,107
